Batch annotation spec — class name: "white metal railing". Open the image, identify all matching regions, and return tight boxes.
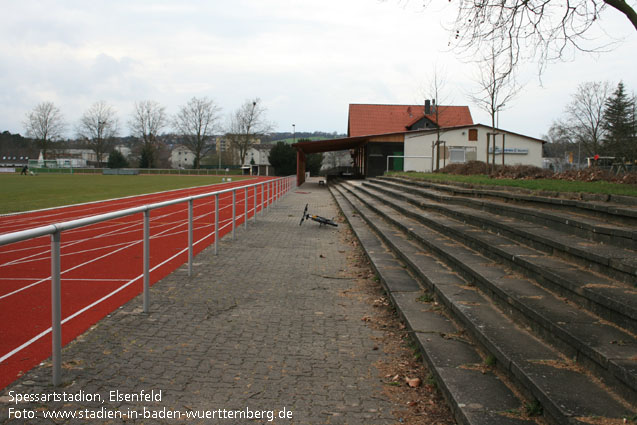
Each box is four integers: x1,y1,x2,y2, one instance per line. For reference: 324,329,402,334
0,175,296,386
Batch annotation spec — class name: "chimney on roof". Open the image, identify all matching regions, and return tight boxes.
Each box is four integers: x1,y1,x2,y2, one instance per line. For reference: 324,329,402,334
424,100,431,115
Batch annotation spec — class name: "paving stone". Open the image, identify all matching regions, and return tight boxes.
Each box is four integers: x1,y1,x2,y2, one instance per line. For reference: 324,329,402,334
0,180,401,425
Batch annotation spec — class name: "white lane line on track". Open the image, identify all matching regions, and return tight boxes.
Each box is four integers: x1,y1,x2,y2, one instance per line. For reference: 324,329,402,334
0,205,232,299
0,277,131,282
0,219,233,364
0,200,235,270
1,218,218,268
0,178,258,227
0,194,220,255
0,214,215,269
0,193,251,363
0,199,216,268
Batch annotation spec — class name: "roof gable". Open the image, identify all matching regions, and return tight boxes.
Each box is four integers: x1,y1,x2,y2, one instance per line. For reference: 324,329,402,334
348,104,473,137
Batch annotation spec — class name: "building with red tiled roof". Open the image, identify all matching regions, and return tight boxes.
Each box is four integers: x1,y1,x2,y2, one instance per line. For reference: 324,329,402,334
347,103,473,137
293,102,483,184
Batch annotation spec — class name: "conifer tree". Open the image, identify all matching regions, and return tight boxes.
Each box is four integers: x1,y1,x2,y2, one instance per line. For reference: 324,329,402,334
602,82,636,161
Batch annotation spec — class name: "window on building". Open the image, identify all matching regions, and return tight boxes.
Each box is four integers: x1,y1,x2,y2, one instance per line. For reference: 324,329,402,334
468,129,478,141
448,146,477,163
449,148,465,163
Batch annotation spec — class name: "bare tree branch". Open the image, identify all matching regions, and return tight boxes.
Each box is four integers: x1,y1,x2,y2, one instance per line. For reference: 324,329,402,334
467,44,522,130
77,101,118,166
549,80,611,159
226,98,274,166
24,101,66,160
174,97,222,169
440,0,633,74
129,100,167,168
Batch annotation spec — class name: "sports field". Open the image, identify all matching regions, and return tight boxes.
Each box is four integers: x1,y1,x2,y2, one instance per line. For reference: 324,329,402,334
0,175,286,390
1,174,251,214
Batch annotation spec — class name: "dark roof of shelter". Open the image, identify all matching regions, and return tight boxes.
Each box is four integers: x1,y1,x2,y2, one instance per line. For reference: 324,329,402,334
292,136,369,154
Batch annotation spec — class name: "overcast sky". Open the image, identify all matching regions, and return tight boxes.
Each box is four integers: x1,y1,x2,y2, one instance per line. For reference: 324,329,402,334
1,0,636,140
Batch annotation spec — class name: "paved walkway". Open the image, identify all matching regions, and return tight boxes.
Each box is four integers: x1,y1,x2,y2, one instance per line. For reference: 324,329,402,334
1,179,399,424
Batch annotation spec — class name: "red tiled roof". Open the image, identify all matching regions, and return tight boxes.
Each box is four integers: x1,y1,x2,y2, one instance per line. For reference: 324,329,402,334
348,104,473,137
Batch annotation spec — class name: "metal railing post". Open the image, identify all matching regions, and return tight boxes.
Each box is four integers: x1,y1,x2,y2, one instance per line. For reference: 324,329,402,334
188,199,193,277
232,190,236,241
244,187,248,229
143,210,150,313
253,185,257,223
214,193,219,255
51,231,62,386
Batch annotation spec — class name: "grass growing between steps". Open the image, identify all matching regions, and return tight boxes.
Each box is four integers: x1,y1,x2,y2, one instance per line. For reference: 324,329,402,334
387,172,637,197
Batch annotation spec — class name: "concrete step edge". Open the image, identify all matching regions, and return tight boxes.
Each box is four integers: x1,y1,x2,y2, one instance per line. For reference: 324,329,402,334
366,180,637,283
339,181,637,407
330,185,544,425
361,182,637,322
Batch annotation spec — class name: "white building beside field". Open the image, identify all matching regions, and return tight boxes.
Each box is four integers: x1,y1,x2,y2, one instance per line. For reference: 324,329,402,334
403,124,545,173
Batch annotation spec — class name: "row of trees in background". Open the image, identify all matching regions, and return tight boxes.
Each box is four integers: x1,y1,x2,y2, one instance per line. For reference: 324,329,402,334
546,82,636,163
21,97,272,169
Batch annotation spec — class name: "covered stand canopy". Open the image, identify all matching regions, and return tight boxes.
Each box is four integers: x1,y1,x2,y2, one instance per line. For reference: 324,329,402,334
292,136,369,186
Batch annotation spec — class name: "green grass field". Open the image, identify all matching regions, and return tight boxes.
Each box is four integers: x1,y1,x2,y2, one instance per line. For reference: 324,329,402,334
0,174,251,214
388,172,637,197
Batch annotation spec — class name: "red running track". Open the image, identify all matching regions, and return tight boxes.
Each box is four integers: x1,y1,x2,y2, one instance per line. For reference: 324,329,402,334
0,176,281,390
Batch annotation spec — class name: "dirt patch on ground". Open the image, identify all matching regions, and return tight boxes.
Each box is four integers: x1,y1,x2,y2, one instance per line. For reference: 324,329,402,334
338,223,456,425
438,161,637,184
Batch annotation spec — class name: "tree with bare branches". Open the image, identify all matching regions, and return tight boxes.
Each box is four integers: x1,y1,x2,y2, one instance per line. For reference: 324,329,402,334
174,97,222,169
129,100,167,168
226,98,273,166
24,101,66,160
77,101,119,167
468,45,521,169
424,67,449,171
548,81,612,163
444,0,637,75
468,46,521,131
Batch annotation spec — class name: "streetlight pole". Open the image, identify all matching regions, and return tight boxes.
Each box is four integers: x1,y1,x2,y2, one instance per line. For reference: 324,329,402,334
293,124,296,143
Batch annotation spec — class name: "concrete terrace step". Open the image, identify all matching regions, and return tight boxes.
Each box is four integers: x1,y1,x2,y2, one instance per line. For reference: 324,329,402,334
378,176,637,225
332,183,636,425
377,177,637,247
358,181,637,335
365,179,637,285
330,186,543,425
336,181,637,412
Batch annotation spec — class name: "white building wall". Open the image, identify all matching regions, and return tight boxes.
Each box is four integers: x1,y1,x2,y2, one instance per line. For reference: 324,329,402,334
245,147,271,166
404,126,543,172
170,146,196,168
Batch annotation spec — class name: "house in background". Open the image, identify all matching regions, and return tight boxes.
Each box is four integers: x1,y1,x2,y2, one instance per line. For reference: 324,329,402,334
347,102,473,137
404,124,545,172
346,103,474,177
244,144,273,176
293,102,544,184
170,145,196,169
